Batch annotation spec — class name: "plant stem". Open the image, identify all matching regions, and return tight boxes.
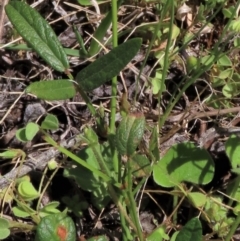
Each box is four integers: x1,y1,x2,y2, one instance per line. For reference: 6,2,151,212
91,144,112,178
134,0,170,103
107,184,139,234
172,188,178,224
8,219,35,230
109,0,118,133
75,85,99,121
159,1,232,129
42,131,112,183
225,213,240,241
126,160,144,241
227,176,240,207
119,196,131,241
157,0,173,125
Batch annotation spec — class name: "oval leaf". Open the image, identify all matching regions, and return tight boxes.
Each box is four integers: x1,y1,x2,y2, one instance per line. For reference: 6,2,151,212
88,2,121,56
25,122,39,141
176,217,202,241
225,134,240,169
35,213,76,241
187,192,207,208
26,80,76,100
130,154,151,177
115,113,145,156
222,82,240,98
16,127,28,142
0,149,20,159
5,1,69,72
12,206,31,218
76,38,142,91
153,142,215,187
41,114,59,130
18,181,39,200
0,217,10,240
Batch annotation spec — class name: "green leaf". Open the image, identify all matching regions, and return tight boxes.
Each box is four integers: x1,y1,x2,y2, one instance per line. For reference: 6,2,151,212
176,217,202,241
222,6,236,18
12,207,30,218
149,126,160,161
18,181,39,200
130,154,151,177
41,201,60,212
26,80,76,100
88,1,122,56
0,218,10,240
153,142,215,187
169,231,179,241
222,8,232,18
226,176,240,201
35,213,76,241
152,77,161,94
217,55,232,66
88,10,112,56
5,1,69,72
218,68,233,79
63,145,110,210
76,38,142,91
201,55,215,66
172,25,180,39
232,73,240,82
25,122,39,141
12,204,36,218
63,147,100,191
229,19,240,32
16,127,28,142
222,82,240,98
0,149,20,159
39,202,61,217
203,196,228,222
41,114,59,130
62,195,88,217
187,192,207,208
225,134,240,169
115,113,145,156
147,226,169,241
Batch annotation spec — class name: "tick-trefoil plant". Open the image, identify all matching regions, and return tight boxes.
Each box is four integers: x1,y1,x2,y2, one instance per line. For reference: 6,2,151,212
4,1,146,240
4,0,240,240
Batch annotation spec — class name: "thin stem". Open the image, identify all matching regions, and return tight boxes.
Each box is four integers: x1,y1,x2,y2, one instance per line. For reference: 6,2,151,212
159,1,235,129
225,213,240,241
127,161,144,241
109,0,118,132
119,196,131,241
107,184,138,234
91,144,112,178
41,131,112,183
172,188,178,224
134,1,170,103
158,0,174,126
227,176,240,207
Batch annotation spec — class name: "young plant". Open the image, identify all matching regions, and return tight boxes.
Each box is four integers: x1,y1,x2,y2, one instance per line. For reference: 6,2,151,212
4,1,145,240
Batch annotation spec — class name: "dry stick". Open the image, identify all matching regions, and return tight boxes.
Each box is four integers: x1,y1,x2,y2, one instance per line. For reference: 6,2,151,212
159,106,240,145
160,106,240,123
0,135,81,189
189,106,240,121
